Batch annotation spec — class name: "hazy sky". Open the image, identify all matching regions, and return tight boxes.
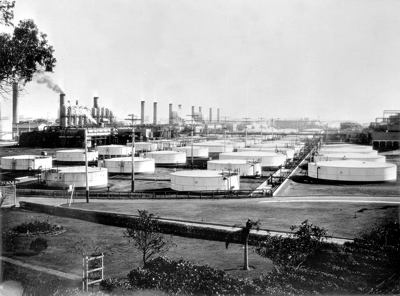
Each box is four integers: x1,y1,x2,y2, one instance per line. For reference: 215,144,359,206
2,0,400,123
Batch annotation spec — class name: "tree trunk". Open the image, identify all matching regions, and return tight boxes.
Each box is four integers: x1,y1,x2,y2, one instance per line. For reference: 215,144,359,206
243,237,249,270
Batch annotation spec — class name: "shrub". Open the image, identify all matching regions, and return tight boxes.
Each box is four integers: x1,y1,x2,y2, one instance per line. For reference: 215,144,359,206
29,237,48,254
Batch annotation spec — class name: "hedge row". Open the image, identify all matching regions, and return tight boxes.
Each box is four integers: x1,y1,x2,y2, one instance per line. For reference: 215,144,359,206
19,202,266,245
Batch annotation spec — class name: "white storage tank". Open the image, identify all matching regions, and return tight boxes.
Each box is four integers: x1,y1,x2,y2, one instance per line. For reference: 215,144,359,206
252,142,303,152
193,142,235,153
173,146,209,158
43,166,108,188
145,151,187,165
219,151,286,169
314,153,386,163
102,157,155,174
322,144,373,150
170,170,240,191
207,159,262,176
1,155,52,170
238,147,295,159
319,148,378,155
56,150,98,163
134,142,157,152
308,161,397,182
97,145,131,158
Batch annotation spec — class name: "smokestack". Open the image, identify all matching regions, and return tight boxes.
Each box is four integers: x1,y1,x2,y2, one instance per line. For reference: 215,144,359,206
217,108,220,123
169,103,173,125
209,108,212,123
12,82,18,124
76,100,79,105
192,106,194,118
199,106,202,113
60,93,65,127
153,102,157,125
93,97,99,109
141,100,145,124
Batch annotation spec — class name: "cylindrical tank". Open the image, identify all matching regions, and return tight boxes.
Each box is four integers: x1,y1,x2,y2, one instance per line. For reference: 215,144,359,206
145,151,186,165
173,146,209,158
193,142,235,153
321,144,373,150
308,161,397,182
319,148,378,155
170,170,240,191
1,155,52,170
43,166,108,189
56,150,98,163
207,159,262,176
238,147,295,159
135,142,157,152
314,153,386,163
97,145,131,158
219,151,286,169
103,157,155,174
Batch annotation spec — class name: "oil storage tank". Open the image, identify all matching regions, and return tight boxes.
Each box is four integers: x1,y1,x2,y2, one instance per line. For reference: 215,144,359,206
314,153,386,163
308,161,397,182
134,142,157,152
97,145,131,158
170,170,240,191
56,150,98,163
173,146,209,158
102,157,155,174
145,151,186,165
207,159,262,176
219,151,286,169
238,147,295,159
43,166,108,188
1,155,52,170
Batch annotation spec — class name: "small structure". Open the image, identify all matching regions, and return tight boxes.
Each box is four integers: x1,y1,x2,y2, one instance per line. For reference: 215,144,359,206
42,166,108,188
1,155,52,170
308,160,397,182
170,170,240,191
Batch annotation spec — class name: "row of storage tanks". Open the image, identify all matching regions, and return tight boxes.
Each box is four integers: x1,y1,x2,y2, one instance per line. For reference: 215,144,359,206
308,144,397,182
0,137,301,190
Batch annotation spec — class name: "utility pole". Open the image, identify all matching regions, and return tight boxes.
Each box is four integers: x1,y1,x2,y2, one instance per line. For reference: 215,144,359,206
186,114,198,170
125,114,139,192
243,118,250,147
259,117,264,141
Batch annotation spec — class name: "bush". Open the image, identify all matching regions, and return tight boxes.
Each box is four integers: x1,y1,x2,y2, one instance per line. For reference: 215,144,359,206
127,256,287,295
11,217,62,235
29,237,48,254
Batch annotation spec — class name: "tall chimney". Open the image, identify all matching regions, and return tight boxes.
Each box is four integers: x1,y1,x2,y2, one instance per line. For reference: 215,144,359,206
153,102,157,125
12,82,18,124
209,108,212,123
199,106,202,113
141,100,145,124
169,103,173,125
217,108,220,123
60,93,65,127
93,97,99,109
76,100,79,105
192,106,195,118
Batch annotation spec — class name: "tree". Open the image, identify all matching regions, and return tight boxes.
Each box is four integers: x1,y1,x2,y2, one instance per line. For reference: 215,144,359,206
0,1,56,98
226,219,260,270
0,0,14,26
124,210,175,267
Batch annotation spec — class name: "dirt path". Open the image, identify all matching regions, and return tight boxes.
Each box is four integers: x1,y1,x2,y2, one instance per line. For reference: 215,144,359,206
0,256,81,280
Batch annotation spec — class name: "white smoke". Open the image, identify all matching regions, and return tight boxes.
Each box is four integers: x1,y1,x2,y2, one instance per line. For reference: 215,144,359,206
35,74,64,94
67,104,97,124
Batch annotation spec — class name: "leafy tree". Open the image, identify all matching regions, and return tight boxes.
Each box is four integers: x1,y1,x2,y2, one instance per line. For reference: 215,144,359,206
255,220,328,270
0,2,56,98
0,0,14,26
124,210,175,267
226,219,260,270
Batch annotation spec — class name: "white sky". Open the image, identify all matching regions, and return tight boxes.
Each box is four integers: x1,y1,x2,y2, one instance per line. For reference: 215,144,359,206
2,0,400,123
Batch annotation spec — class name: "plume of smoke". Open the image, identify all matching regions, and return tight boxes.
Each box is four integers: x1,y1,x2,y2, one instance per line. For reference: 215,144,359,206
35,74,64,94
